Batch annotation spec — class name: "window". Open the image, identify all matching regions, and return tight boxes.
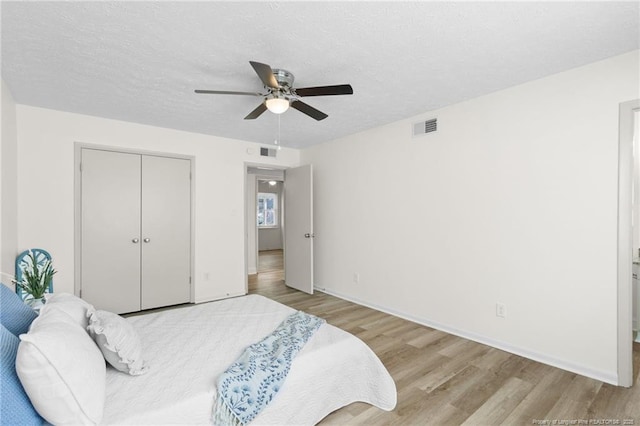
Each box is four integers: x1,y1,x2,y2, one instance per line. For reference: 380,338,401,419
257,192,278,228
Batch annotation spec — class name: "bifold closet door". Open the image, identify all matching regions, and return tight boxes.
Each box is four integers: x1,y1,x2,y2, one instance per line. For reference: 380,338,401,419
140,155,191,310
81,149,142,314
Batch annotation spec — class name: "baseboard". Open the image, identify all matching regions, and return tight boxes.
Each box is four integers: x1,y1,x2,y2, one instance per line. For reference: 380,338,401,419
195,291,245,304
316,286,619,386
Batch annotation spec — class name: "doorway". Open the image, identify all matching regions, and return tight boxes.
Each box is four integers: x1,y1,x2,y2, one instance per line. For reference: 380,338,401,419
244,164,314,295
254,177,285,292
245,167,285,280
256,179,284,273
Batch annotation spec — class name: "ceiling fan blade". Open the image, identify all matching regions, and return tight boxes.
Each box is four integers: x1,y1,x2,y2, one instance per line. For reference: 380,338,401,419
194,90,263,96
244,102,268,120
249,61,279,89
295,84,353,97
290,100,328,121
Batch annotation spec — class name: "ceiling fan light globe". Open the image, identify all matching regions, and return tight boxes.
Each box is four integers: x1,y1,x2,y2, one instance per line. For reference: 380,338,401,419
266,98,290,114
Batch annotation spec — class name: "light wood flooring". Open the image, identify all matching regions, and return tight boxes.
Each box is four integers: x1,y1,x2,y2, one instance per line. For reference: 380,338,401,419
249,250,640,425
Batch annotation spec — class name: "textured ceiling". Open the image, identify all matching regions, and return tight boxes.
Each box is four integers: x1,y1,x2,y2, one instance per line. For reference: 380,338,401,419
1,1,638,149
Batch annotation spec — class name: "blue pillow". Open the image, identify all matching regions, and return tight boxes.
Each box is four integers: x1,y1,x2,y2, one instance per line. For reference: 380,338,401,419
0,283,37,336
0,324,43,424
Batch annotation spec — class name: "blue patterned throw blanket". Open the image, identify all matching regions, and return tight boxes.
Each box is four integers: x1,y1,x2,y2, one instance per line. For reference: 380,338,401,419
213,311,326,426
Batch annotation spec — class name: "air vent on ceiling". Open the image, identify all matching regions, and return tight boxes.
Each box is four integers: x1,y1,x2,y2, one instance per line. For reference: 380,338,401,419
413,118,438,137
260,147,277,158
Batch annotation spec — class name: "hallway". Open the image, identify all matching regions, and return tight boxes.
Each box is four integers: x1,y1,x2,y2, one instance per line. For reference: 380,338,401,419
249,249,284,295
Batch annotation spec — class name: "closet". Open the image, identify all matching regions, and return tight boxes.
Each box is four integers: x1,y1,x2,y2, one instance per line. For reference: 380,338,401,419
79,148,192,314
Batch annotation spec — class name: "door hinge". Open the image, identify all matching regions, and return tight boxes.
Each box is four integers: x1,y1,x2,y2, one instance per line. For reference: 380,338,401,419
189,276,192,284
79,288,82,298
79,162,82,172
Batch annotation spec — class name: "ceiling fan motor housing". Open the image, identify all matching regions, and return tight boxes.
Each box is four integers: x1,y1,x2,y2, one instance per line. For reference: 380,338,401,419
271,69,294,88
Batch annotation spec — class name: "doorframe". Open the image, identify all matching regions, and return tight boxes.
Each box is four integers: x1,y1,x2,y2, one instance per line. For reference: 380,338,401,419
243,162,287,294
617,99,640,387
74,142,196,303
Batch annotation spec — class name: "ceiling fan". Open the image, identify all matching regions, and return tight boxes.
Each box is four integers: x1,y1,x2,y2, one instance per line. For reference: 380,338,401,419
195,61,353,121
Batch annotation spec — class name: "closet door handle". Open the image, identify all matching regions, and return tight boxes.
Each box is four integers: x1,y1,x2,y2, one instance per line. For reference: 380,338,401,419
143,238,151,243
132,238,139,243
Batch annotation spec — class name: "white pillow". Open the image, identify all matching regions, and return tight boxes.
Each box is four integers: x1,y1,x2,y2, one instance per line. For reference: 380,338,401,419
16,308,106,425
87,308,148,376
45,292,95,329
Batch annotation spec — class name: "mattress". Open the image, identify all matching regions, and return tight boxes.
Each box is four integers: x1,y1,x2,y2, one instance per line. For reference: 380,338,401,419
101,294,396,425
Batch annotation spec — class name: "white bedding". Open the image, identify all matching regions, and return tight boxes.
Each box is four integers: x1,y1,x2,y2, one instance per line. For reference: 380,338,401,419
101,294,396,425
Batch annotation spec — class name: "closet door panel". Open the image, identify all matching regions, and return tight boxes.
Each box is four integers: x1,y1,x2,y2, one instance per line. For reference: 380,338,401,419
81,149,141,314
141,155,191,309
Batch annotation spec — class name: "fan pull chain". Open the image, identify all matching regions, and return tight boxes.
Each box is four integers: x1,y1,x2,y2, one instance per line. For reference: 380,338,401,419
274,115,282,150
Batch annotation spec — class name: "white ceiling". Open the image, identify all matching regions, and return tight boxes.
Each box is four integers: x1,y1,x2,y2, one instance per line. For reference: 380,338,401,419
1,1,638,149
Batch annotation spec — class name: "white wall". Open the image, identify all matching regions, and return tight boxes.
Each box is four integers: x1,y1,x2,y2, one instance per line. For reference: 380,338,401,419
0,79,18,285
302,50,640,384
15,106,300,302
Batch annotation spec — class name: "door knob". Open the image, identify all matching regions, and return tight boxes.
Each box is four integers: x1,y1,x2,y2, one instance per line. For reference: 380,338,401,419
143,238,151,243
304,233,315,238
132,238,139,243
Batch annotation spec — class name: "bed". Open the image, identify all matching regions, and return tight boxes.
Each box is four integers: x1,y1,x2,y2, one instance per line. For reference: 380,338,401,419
2,287,397,425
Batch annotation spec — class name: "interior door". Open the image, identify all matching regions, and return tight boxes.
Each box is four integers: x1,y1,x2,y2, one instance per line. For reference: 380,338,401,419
81,149,142,314
284,164,314,294
140,155,191,309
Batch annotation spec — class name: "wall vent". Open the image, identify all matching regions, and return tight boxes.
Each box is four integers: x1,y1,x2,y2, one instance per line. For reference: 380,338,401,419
260,147,277,157
413,118,438,137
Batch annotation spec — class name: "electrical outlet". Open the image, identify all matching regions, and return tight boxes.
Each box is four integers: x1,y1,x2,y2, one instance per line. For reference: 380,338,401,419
496,303,506,318
353,273,360,284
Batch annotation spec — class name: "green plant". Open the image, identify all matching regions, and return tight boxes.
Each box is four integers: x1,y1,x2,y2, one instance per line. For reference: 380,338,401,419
13,251,57,299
